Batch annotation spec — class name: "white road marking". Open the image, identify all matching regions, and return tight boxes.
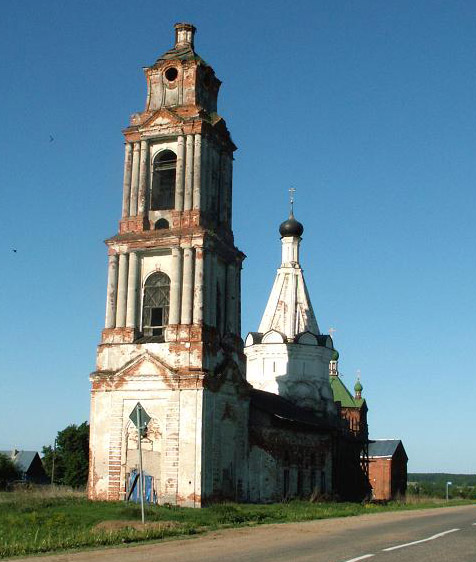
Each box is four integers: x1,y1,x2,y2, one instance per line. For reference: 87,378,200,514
382,528,460,552
345,554,375,562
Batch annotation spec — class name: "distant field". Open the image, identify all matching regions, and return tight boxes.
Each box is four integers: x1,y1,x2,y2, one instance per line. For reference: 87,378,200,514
0,488,474,559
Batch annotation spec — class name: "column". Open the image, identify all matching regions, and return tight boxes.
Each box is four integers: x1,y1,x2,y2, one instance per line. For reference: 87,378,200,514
105,254,119,329
137,140,149,214
175,135,185,211
219,152,226,223
203,249,211,325
235,262,242,336
121,143,133,218
116,254,129,327
169,247,183,324
209,144,217,217
209,254,217,327
200,136,208,213
129,142,140,216
126,252,139,328
184,134,194,210
225,154,233,226
181,246,194,324
192,135,201,210
226,262,236,334
193,247,204,324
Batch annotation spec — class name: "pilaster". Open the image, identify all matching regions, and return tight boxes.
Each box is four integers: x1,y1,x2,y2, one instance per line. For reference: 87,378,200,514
121,143,133,218
105,254,119,329
116,253,129,327
129,142,140,216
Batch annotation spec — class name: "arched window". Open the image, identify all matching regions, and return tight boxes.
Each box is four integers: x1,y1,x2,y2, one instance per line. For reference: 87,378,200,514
142,272,170,337
151,150,176,210
154,218,169,230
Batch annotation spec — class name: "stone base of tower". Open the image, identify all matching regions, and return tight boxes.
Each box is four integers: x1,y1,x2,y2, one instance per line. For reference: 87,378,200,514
88,336,249,507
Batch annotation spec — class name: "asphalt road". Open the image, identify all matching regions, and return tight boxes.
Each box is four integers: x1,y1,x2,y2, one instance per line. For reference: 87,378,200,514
11,504,476,562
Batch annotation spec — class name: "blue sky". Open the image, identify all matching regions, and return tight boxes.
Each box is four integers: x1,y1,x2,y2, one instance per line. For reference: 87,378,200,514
1,0,475,473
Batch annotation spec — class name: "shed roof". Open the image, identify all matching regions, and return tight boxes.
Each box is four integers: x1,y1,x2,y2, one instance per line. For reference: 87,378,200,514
368,440,404,458
0,450,39,473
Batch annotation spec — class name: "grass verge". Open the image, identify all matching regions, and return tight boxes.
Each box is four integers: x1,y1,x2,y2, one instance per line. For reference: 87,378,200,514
0,490,473,559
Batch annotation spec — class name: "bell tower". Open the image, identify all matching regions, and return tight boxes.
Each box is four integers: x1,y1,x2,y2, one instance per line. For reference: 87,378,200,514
89,24,248,507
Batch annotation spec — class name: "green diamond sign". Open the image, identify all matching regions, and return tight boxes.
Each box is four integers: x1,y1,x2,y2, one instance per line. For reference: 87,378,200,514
129,402,151,437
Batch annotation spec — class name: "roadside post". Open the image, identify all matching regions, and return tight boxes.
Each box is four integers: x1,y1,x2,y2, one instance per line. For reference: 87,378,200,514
446,481,452,501
51,438,57,486
129,402,151,523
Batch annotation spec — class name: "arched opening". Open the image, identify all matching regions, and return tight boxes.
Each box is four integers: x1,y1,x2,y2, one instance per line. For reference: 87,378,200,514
154,218,169,230
142,272,170,338
151,150,176,210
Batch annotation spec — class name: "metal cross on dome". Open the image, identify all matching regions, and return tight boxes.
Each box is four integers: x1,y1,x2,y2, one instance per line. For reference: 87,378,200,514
289,187,296,214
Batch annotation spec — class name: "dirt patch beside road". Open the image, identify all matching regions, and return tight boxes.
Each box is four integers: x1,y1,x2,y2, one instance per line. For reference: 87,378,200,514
93,520,182,533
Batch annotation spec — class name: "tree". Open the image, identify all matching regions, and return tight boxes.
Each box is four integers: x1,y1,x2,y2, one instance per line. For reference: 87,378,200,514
0,453,20,490
42,422,89,488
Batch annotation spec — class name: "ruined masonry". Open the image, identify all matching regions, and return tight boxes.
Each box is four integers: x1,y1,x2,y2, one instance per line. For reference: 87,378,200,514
88,23,376,506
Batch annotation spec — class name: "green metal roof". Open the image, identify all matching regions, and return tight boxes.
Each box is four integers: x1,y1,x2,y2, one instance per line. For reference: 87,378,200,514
329,375,365,408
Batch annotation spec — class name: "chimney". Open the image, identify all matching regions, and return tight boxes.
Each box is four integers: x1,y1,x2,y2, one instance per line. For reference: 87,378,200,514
174,23,196,49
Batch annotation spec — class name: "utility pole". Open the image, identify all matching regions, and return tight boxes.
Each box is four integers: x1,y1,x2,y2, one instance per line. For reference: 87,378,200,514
51,438,57,486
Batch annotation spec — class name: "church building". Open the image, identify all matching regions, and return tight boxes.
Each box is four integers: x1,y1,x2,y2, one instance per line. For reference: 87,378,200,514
88,23,394,506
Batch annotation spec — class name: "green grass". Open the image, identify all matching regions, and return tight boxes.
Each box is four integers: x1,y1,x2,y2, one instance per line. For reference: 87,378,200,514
0,489,473,559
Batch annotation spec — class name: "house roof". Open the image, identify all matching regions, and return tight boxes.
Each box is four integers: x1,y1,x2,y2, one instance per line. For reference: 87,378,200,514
0,450,39,473
250,388,337,430
329,375,365,408
368,440,404,458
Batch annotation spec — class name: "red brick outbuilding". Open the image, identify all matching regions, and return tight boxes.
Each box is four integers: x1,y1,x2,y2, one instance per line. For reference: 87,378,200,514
368,439,408,501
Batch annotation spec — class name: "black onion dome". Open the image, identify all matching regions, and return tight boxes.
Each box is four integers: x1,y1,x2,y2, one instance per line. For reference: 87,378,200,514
279,213,304,237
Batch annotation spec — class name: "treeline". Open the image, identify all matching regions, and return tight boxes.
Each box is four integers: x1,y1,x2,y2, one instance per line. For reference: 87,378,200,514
42,422,89,488
408,473,476,499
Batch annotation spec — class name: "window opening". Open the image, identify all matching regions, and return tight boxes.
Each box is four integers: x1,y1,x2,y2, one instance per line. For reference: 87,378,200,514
142,272,170,338
154,218,169,230
151,150,176,210
165,67,178,82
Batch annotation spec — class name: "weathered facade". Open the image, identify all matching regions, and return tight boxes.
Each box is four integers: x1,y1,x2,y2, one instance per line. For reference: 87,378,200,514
89,23,404,506
88,23,248,507
245,212,339,500
329,355,371,500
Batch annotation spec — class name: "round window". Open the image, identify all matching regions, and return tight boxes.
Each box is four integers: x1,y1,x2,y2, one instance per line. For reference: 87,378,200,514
165,67,178,82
